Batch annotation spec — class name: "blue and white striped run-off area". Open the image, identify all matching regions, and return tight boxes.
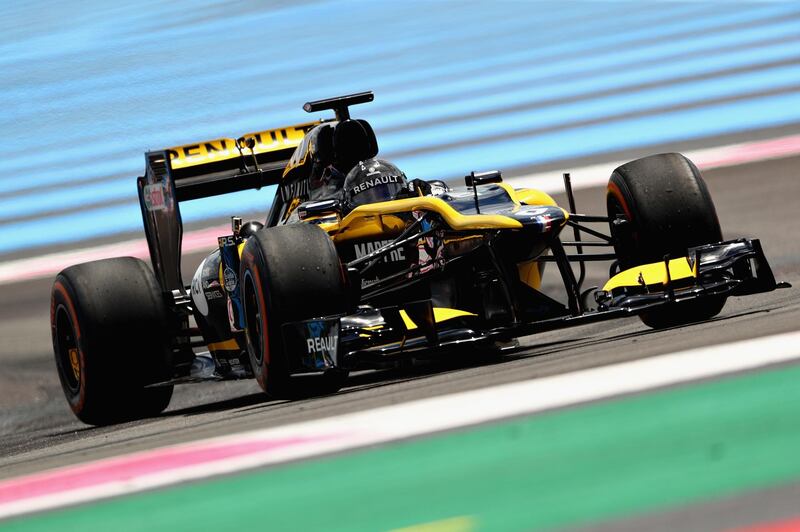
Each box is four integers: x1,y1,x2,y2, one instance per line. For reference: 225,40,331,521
2,0,799,256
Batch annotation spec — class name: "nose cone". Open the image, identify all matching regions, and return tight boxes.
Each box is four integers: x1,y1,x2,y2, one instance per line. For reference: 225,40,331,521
511,205,568,235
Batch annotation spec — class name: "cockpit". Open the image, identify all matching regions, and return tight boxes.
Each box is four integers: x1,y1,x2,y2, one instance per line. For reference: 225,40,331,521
276,92,409,224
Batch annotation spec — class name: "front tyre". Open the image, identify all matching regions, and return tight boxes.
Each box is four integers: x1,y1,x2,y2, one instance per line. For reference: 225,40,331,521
240,224,349,399
607,153,726,328
51,257,173,425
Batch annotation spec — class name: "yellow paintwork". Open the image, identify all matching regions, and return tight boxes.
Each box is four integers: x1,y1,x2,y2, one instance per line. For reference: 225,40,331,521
282,197,302,222
399,308,478,330
602,257,697,292
514,188,558,207
282,130,318,177
321,196,522,244
319,186,565,243
517,259,544,290
208,338,240,352
166,121,319,170
345,197,522,230
68,348,80,380
326,213,408,243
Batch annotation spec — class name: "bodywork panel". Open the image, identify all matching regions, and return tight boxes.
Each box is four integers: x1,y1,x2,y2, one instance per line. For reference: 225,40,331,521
136,94,785,386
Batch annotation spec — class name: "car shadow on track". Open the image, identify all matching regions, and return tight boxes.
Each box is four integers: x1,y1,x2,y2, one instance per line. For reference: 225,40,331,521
14,305,779,460
323,337,596,394
121,305,775,424
517,307,775,362
179,338,593,418
168,305,778,417
164,392,271,417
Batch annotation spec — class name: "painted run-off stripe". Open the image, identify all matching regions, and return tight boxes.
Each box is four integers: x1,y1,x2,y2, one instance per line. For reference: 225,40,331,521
510,132,800,192
0,435,337,504
2,133,799,287
0,225,226,285
1,330,800,521
8,354,800,532
732,516,800,532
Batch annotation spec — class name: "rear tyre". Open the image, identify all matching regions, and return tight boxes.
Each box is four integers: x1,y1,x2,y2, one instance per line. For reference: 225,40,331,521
606,153,726,328
240,224,349,399
51,257,174,425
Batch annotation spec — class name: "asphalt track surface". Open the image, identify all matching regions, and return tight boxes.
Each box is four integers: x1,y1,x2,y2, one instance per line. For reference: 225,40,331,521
1,155,799,529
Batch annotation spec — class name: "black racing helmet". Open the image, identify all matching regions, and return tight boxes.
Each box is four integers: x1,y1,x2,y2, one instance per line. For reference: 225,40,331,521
343,158,407,212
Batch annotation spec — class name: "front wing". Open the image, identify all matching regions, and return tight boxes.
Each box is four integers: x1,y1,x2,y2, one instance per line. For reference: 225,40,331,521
281,238,786,375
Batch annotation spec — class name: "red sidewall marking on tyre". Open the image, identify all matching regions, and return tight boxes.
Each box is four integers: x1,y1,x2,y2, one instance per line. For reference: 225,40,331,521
607,180,641,247
52,281,87,413
607,181,633,220
243,253,270,387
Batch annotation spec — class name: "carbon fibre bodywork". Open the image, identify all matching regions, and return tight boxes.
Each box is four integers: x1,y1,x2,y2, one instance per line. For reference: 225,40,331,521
136,92,786,384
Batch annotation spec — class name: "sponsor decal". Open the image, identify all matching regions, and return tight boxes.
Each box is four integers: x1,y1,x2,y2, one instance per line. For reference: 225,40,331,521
223,266,238,293
280,178,310,202
143,182,169,211
354,239,405,263
167,122,318,169
167,139,235,165
203,279,225,300
306,335,338,355
205,289,225,300
191,261,210,316
219,239,245,332
524,207,549,216
519,206,559,232
301,319,339,369
533,213,552,232
217,235,237,247
350,174,400,196
361,278,383,289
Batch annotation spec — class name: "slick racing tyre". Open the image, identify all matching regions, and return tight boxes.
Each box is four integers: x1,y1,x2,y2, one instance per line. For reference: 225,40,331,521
51,257,173,425
240,223,349,399
607,153,726,328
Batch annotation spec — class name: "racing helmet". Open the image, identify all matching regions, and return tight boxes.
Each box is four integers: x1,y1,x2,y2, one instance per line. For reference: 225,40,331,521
343,158,407,212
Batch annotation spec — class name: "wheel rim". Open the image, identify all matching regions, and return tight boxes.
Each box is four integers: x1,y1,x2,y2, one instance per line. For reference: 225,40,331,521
55,304,81,394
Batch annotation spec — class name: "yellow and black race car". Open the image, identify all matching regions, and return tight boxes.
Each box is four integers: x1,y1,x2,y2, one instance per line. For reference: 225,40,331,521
50,92,787,425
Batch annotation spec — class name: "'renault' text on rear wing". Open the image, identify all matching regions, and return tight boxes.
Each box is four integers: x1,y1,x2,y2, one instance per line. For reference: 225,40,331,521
137,121,319,295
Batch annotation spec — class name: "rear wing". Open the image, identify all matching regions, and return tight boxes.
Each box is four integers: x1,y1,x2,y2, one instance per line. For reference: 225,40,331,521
137,121,319,294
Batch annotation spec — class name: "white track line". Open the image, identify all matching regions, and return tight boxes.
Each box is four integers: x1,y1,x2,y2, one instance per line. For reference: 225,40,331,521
2,330,799,520
0,225,226,285
507,133,800,193
2,134,800,286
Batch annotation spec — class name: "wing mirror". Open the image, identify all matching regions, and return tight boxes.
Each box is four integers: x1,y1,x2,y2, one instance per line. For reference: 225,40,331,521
465,170,502,187
464,171,502,214
297,199,341,220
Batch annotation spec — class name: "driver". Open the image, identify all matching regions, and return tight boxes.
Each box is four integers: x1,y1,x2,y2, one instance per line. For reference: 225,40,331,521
342,158,408,212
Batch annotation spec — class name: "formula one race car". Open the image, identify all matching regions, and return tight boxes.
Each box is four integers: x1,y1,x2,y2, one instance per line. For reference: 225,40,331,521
51,92,788,425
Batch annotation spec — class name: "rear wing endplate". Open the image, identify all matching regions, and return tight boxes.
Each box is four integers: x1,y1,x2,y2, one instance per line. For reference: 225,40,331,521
137,122,318,294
